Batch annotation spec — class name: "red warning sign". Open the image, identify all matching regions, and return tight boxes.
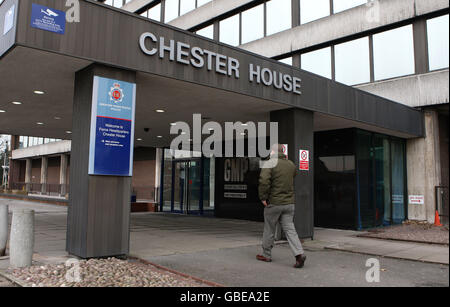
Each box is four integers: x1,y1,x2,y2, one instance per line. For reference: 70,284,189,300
281,144,288,158
299,150,309,171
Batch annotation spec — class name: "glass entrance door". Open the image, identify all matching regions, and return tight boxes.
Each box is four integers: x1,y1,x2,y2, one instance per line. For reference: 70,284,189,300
172,160,202,214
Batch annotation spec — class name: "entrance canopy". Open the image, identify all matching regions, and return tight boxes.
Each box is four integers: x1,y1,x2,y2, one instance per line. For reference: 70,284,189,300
0,0,424,144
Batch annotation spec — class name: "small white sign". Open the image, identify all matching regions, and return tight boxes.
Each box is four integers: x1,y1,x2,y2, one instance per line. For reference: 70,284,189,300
3,4,15,36
281,144,288,158
299,149,309,171
224,192,247,199
408,195,424,205
224,184,247,191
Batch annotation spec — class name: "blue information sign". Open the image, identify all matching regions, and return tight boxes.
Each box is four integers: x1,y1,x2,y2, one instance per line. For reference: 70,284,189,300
30,3,66,34
89,76,136,176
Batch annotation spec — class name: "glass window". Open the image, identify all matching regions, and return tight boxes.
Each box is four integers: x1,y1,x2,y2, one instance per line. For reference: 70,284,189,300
427,14,449,71
373,135,391,226
196,24,214,39
279,57,293,66
314,130,356,229
197,0,212,7
335,37,371,85
373,25,415,81
300,0,330,25
356,130,375,229
180,0,196,16
301,47,332,79
219,14,240,46
104,0,123,8
148,4,161,22
241,4,264,44
391,139,406,224
267,0,292,36
333,0,367,14
165,0,179,22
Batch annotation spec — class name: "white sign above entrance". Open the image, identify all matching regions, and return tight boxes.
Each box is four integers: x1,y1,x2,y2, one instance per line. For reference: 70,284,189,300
139,32,301,95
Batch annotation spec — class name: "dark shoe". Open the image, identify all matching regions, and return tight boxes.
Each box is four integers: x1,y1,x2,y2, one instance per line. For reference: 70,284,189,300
294,254,306,268
256,255,272,262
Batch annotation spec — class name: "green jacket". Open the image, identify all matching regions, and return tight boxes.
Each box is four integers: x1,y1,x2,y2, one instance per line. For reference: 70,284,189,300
258,153,297,205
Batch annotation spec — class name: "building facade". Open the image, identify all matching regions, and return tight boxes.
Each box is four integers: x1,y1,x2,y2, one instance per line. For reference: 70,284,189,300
0,0,448,258
120,0,449,227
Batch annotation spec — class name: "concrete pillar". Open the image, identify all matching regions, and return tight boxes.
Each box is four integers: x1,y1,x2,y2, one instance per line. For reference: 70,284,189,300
59,154,68,196
270,108,314,239
9,209,34,268
40,156,48,194
25,158,32,192
0,204,8,256
66,64,135,259
407,110,441,223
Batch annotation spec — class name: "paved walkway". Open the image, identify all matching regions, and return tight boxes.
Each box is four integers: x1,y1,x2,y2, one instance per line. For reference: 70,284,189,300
0,199,448,286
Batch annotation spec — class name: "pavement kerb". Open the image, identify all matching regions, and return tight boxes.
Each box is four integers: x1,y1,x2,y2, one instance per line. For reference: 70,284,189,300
323,246,449,266
356,234,450,247
0,270,26,287
129,255,225,287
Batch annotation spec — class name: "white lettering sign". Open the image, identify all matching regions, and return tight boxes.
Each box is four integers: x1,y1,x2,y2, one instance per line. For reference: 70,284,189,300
408,195,424,205
139,32,302,95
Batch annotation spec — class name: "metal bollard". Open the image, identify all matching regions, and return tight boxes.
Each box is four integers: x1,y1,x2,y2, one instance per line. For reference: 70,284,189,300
0,205,8,256
9,209,35,268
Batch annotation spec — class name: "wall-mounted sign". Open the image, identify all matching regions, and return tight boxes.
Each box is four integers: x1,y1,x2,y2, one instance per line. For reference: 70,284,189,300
281,144,288,158
224,184,248,191
3,4,14,35
30,3,66,34
299,150,309,171
224,158,249,183
88,76,136,176
139,32,302,95
392,194,404,204
408,195,424,205
224,192,247,199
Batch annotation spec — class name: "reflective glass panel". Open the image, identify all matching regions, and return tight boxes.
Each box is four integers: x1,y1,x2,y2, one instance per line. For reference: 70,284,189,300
196,24,214,39
333,0,367,13
335,37,370,85
148,4,161,22
301,47,332,79
300,0,330,24
427,14,449,71
373,25,415,80
180,0,196,16
241,4,264,44
165,0,179,22
267,0,292,36
220,14,240,46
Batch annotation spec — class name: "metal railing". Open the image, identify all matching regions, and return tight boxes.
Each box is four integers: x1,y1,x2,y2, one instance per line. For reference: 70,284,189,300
8,182,69,198
6,182,160,203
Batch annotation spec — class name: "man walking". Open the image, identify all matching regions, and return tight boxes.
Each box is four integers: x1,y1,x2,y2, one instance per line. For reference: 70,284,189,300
257,144,306,268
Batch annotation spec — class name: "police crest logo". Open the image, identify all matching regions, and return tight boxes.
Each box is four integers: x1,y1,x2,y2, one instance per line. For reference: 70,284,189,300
109,83,124,104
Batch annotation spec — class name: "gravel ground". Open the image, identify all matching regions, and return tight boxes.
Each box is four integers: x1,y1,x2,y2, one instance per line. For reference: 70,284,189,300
8,258,210,287
359,221,449,245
